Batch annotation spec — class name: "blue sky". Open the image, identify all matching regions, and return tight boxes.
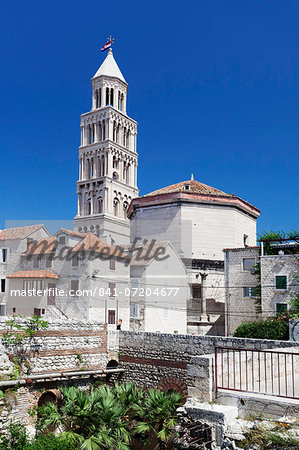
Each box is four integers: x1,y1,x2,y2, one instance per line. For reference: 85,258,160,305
1,0,298,235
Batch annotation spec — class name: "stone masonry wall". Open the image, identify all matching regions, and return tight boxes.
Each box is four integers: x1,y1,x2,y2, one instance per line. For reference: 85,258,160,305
0,317,108,374
0,318,111,435
119,331,297,400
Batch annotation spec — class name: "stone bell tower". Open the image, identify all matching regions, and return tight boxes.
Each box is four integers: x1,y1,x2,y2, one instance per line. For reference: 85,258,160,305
73,48,139,244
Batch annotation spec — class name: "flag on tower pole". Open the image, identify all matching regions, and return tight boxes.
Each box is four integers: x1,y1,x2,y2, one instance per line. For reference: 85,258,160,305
101,40,112,52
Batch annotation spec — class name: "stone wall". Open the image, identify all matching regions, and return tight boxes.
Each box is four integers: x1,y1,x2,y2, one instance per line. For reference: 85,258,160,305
118,331,297,400
261,253,299,317
0,318,111,434
0,317,108,374
224,247,260,335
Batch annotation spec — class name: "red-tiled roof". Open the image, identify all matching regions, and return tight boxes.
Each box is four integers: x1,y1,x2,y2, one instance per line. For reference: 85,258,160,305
57,228,85,238
0,224,47,241
7,270,59,279
23,237,57,255
71,233,127,258
128,179,260,219
143,180,232,198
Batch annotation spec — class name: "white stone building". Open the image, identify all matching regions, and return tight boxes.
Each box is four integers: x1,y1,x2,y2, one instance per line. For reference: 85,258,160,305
129,241,189,335
73,48,139,245
128,179,260,335
224,241,299,335
0,225,51,316
5,228,131,327
223,246,260,335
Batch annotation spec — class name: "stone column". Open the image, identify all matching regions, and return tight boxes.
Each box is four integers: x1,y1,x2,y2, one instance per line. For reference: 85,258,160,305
81,126,84,146
123,94,127,114
134,161,137,187
79,157,82,180
108,119,114,141
114,88,118,109
101,86,105,107
200,272,209,322
94,122,99,142
105,120,109,140
77,192,82,216
92,89,96,110
90,190,94,214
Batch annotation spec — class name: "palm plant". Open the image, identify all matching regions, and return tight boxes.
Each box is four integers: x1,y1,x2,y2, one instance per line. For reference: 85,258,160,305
38,385,131,450
37,383,182,450
132,389,182,449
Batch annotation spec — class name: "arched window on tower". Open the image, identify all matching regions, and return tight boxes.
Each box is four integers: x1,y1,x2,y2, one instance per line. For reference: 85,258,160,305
126,131,130,149
110,88,114,106
123,201,129,218
113,198,119,217
101,156,105,176
126,163,130,184
98,197,103,214
113,172,119,180
87,199,91,215
113,121,116,141
118,92,124,111
113,156,119,169
106,87,109,106
89,159,94,179
123,127,127,147
102,120,105,140
96,89,101,108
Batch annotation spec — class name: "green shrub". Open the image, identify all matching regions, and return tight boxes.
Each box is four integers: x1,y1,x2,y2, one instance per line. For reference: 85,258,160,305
234,316,289,340
29,434,77,450
0,422,29,450
0,423,76,450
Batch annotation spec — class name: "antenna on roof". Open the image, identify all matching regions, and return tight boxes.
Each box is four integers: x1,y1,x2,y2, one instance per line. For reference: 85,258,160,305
191,173,194,181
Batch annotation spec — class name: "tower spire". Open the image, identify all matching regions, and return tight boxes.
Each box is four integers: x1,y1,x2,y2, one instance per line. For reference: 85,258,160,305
74,45,139,244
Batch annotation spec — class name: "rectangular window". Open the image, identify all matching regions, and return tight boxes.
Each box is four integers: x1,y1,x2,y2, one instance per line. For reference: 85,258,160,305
32,280,43,292
2,249,7,263
45,255,52,268
23,280,31,293
108,309,116,324
72,253,79,268
0,304,6,316
33,255,39,269
34,308,41,317
109,282,116,297
109,258,115,270
276,303,288,315
59,236,66,245
130,303,139,318
71,280,79,295
0,279,6,293
163,308,169,319
192,284,201,299
275,275,287,290
242,258,255,271
243,286,257,298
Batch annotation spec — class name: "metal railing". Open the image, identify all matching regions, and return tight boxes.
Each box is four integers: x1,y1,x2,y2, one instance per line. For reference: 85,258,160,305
215,347,299,400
